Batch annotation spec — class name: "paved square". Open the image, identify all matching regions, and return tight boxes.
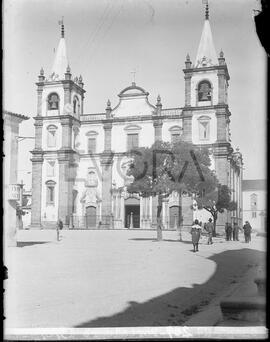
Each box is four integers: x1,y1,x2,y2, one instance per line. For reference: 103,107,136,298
4,229,266,328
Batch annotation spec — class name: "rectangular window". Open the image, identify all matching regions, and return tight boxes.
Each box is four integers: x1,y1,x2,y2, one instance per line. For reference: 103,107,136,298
88,138,96,153
127,133,139,150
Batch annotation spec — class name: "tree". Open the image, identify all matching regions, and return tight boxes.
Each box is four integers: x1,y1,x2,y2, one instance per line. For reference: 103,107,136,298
195,184,237,236
127,140,218,241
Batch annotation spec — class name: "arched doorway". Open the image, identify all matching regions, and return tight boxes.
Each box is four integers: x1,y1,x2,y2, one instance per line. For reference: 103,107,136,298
125,197,140,228
86,206,96,229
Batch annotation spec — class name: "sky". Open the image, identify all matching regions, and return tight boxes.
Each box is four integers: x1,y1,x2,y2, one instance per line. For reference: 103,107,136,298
3,0,266,189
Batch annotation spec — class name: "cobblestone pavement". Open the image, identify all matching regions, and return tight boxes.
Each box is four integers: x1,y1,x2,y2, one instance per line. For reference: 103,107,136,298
4,230,266,328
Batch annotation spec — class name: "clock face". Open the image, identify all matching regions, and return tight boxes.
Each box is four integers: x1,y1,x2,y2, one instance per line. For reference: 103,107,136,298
64,103,72,114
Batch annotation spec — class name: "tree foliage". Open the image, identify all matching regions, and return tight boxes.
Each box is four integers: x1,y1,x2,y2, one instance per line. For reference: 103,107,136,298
127,140,218,240
195,184,237,235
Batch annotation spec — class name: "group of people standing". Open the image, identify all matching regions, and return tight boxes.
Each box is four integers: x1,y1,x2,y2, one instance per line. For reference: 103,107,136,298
225,221,252,243
190,219,253,252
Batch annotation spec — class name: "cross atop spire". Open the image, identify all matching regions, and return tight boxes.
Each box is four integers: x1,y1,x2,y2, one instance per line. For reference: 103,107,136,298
203,0,209,20
131,69,137,86
58,17,64,38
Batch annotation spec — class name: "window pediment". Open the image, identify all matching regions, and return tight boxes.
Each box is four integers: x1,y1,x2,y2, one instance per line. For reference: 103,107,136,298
86,131,98,136
124,124,142,132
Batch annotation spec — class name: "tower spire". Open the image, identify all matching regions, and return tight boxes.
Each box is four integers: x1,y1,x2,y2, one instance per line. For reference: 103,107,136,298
195,0,217,68
51,18,69,80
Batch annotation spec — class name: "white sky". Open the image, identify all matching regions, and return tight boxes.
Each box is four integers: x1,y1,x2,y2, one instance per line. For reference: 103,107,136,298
3,0,266,189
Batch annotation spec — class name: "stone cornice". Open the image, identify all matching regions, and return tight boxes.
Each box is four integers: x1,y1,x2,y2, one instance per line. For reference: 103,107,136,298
33,115,81,124
182,64,230,80
100,151,114,165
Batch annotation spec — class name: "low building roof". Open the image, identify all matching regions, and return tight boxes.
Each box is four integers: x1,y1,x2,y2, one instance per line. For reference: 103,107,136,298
242,179,266,191
3,110,29,121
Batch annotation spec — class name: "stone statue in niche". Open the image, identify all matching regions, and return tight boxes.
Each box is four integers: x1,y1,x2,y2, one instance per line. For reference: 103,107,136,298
80,171,101,207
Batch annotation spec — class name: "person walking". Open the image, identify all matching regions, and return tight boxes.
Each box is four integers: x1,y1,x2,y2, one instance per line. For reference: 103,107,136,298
190,219,202,252
205,218,214,244
225,223,229,241
243,221,252,243
227,223,233,241
233,222,241,241
56,219,63,241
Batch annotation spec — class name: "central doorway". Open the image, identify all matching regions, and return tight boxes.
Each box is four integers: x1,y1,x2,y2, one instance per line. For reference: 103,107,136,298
125,197,140,228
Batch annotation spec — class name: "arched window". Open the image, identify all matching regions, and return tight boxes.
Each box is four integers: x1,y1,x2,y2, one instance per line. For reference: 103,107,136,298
47,125,58,148
73,96,80,116
198,116,211,140
198,80,212,102
47,93,59,110
46,180,56,205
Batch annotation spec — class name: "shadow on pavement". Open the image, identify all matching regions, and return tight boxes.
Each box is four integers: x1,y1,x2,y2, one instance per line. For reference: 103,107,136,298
17,241,50,248
74,248,265,327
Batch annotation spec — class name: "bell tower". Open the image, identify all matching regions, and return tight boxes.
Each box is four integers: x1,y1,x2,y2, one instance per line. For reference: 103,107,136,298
182,1,231,182
181,1,240,230
30,20,85,229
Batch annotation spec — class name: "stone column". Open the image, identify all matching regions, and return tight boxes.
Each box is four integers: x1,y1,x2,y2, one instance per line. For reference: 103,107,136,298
153,121,163,142
152,196,157,227
30,151,44,228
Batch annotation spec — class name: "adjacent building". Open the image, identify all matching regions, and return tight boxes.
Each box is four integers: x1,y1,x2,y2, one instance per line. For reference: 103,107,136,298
242,179,266,232
30,5,243,232
3,110,29,247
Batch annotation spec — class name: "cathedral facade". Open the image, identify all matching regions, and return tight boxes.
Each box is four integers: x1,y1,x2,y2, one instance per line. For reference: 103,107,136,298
30,9,243,232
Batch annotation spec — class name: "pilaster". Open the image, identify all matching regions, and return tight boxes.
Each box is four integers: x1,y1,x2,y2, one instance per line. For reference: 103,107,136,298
60,116,73,149
57,150,77,228
181,109,193,142
34,118,43,150
100,152,114,228
30,151,44,228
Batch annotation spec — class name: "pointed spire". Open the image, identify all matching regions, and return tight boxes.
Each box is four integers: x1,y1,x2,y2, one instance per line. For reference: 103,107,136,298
195,2,217,68
51,19,69,80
